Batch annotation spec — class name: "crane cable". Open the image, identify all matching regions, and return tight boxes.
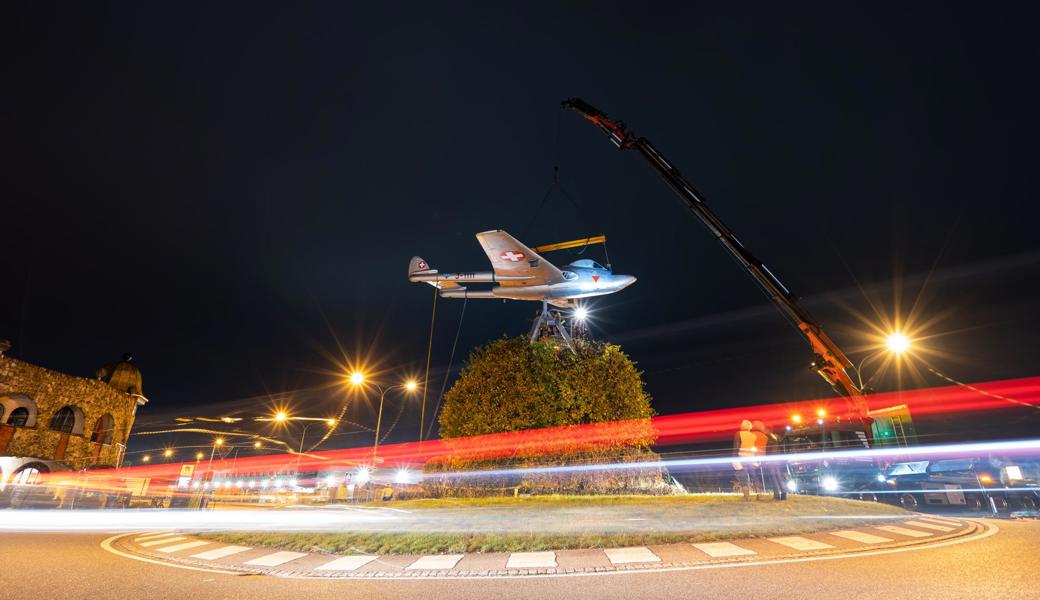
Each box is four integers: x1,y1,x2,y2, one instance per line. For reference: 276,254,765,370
419,285,438,442
425,296,468,441
924,361,1038,410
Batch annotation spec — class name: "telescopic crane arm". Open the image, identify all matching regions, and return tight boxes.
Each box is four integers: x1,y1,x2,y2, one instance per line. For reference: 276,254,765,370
561,98,871,425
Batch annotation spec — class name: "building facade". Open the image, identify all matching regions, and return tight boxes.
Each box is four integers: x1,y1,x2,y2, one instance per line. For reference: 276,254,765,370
0,348,147,482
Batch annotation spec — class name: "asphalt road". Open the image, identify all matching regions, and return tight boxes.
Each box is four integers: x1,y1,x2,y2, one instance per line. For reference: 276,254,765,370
1,519,1034,599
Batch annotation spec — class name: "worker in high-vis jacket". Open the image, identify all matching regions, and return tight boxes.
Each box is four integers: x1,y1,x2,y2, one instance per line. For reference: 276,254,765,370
733,419,758,501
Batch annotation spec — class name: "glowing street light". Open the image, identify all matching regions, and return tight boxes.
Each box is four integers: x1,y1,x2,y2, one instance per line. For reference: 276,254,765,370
370,379,420,462
573,306,589,321
349,371,365,387
816,408,827,418
163,449,174,459
274,411,289,423
195,452,204,461
142,455,151,463
791,414,803,425
253,441,262,449
886,332,911,355
214,437,225,447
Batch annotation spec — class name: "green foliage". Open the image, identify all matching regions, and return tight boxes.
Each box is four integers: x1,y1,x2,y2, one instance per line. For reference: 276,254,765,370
439,337,655,439
428,338,661,496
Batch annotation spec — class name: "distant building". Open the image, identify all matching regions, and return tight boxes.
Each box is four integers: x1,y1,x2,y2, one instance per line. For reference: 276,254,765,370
0,344,148,484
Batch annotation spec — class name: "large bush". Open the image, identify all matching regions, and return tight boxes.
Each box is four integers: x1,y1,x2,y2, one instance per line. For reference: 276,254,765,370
426,337,667,496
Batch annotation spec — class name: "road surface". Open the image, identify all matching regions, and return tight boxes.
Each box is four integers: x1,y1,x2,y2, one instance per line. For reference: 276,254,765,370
0,518,1035,599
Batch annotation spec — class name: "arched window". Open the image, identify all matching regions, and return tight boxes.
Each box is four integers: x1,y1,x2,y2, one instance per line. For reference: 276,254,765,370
91,414,115,445
49,406,77,433
8,407,30,427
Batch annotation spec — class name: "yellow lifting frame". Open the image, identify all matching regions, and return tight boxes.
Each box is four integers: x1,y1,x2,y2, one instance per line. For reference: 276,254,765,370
532,235,606,254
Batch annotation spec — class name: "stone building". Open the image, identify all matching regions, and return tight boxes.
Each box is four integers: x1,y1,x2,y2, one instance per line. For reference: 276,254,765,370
0,345,148,483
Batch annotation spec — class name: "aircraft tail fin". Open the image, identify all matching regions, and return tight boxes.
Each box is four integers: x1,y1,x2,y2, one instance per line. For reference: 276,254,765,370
409,256,436,276
409,256,464,290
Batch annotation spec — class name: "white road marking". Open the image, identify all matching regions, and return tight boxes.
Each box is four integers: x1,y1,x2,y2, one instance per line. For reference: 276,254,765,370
406,554,465,570
604,547,661,564
139,536,187,547
100,534,242,576
691,542,757,557
506,551,557,569
315,555,379,571
829,530,894,544
768,536,835,551
134,532,176,542
907,521,955,532
875,525,932,538
919,517,960,527
191,546,253,560
158,541,211,554
243,551,309,567
101,521,995,580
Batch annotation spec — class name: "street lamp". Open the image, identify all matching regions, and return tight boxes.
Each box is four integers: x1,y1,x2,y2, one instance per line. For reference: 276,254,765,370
274,411,288,423
886,332,911,355
856,331,914,389
206,437,225,482
142,454,151,463
294,419,335,475
163,449,174,460
355,376,420,462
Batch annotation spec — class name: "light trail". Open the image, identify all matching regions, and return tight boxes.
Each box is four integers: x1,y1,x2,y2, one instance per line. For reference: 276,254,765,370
421,438,1040,481
26,375,1040,488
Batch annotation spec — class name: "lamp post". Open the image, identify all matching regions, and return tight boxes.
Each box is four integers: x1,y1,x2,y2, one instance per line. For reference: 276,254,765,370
349,372,418,463
855,332,912,390
294,419,336,475
206,437,224,482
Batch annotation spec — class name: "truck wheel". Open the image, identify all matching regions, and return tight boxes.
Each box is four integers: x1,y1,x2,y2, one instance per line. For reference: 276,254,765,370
899,493,918,510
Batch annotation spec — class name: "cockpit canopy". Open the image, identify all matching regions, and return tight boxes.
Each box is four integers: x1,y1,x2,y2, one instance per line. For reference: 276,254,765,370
567,259,608,271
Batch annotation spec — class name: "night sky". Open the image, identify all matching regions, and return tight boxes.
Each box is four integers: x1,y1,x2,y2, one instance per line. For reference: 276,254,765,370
5,3,1039,453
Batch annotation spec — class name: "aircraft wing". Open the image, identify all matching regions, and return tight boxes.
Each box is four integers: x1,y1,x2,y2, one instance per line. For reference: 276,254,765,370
475,230,564,286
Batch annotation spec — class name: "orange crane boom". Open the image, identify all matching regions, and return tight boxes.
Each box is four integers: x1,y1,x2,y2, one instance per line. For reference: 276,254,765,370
561,98,871,431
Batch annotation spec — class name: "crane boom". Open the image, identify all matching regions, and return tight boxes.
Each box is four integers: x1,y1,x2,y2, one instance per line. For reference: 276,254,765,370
561,98,871,425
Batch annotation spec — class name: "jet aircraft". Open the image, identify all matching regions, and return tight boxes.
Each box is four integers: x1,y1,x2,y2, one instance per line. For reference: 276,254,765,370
408,230,636,307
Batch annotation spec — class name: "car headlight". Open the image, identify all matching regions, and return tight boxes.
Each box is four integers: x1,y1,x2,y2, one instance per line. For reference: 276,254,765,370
822,476,839,492
786,480,798,492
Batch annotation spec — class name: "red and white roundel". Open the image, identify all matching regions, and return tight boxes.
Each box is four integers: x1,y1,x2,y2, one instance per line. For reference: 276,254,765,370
500,251,526,262
417,260,428,270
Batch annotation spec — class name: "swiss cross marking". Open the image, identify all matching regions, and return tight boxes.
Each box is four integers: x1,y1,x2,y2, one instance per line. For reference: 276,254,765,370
417,260,428,270
500,251,526,262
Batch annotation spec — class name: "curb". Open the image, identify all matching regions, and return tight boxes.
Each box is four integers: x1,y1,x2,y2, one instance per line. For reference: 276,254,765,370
105,516,986,580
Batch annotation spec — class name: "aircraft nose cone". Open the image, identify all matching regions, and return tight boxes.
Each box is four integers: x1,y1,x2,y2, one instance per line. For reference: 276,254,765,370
619,275,637,289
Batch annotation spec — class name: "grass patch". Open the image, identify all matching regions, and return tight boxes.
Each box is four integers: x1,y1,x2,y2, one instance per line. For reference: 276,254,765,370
198,494,907,555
